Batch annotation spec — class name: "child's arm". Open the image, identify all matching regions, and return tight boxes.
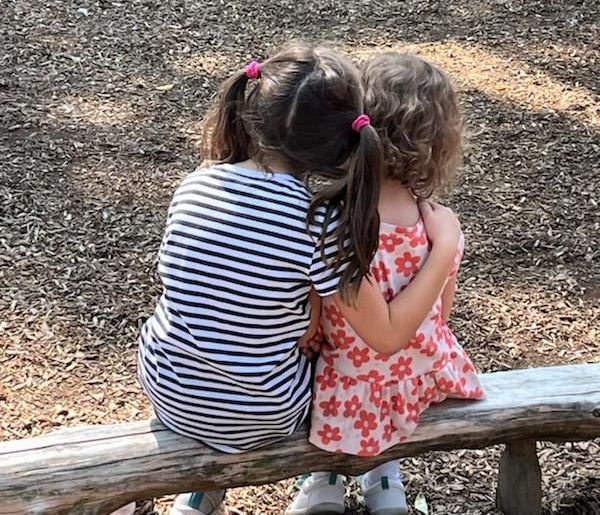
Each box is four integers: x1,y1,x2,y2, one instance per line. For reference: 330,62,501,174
297,287,322,359
441,233,464,321
332,245,453,355
440,276,457,322
330,201,460,356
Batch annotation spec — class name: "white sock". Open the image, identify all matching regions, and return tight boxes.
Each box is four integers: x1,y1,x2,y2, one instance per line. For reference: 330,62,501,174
363,460,402,488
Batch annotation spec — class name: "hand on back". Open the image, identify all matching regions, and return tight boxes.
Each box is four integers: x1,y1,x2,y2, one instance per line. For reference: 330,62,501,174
419,200,461,257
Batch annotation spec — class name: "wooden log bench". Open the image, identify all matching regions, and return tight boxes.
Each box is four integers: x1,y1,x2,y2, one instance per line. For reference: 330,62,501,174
1,363,599,515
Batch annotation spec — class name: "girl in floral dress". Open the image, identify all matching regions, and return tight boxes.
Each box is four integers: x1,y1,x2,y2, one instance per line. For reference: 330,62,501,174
287,54,485,515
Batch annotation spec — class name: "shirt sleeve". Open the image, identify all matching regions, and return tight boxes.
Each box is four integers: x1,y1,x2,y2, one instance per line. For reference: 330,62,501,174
157,197,176,261
308,205,350,297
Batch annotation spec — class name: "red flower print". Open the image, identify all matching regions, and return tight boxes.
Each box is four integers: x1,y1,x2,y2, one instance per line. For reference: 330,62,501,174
379,232,403,252
462,361,476,374
410,377,423,396
444,329,457,347
468,387,485,399
438,377,454,393
433,352,449,370
454,377,467,396
358,369,385,385
369,384,383,406
397,225,428,248
420,338,438,357
380,400,390,420
405,402,420,423
383,288,395,302
371,261,391,282
317,424,342,445
383,423,395,442
343,395,362,418
321,351,339,367
347,346,370,368
391,394,405,414
316,366,337,391
324,304,345,328
407,333,425,350
319,395,341,417
395,252,421,277
354,410,378,437
435,323,447,341
375,351,391,362
358,437,381,457
419,386,438,405
330,329,354,350
341,376,358,390
390,356,413,380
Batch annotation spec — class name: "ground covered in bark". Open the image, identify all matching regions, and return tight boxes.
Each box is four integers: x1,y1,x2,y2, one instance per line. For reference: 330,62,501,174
1,0,598,513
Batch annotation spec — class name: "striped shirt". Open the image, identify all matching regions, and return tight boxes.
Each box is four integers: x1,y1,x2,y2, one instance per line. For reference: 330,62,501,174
138,164,345,452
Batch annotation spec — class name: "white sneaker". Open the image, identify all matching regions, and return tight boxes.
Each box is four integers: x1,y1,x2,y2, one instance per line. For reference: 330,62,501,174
170,491,226,515
361,476,408,515
285,473,346,514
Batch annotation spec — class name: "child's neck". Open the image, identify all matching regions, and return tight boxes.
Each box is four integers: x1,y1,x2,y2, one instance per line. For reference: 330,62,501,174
237,155,293,175
378,179,420,227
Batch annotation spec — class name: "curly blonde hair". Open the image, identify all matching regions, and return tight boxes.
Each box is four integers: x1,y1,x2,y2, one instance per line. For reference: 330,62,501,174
363,53,463,198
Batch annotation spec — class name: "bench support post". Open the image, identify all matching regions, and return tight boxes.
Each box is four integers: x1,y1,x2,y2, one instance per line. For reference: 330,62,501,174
496,439,542,515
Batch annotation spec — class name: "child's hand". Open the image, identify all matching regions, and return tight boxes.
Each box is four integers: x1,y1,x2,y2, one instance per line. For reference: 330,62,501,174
297,326,325,360
298,287,323,359
419,200,461,253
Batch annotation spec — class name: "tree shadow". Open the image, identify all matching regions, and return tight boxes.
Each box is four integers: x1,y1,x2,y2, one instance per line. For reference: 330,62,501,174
339,0,598,93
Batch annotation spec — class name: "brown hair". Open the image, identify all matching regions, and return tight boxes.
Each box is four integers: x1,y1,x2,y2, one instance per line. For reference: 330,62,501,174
202,41,383,300
363,53,463,198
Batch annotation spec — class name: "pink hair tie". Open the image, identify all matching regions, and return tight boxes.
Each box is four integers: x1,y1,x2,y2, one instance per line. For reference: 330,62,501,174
245,60,261,79
352,114,371,132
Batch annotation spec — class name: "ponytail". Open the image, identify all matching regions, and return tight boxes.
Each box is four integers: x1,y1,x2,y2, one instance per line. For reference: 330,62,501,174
311,124,384,304
201,70,252,164
203,44,385,303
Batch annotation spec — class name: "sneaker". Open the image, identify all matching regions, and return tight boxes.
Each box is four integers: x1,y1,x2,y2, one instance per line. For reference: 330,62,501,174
360,476,408,515
285,473,346,515
171,491,226,515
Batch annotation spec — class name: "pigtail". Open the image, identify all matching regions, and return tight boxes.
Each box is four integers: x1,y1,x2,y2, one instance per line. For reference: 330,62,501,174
338,125,383,301
310,124,384,304
201,69,252,164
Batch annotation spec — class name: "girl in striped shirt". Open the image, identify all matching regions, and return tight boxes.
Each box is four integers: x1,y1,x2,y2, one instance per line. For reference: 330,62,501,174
126,43,461,515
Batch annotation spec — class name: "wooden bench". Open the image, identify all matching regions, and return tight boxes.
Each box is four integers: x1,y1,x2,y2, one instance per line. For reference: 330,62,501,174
1,363,599,515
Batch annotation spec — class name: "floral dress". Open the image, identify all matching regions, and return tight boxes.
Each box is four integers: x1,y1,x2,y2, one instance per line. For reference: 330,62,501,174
309,219,485,456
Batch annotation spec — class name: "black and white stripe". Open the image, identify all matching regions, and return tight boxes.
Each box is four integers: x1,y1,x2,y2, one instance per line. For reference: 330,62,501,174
138,164,344,452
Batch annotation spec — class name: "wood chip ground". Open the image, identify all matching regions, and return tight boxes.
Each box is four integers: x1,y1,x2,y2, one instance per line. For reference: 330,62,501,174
0,0,598,513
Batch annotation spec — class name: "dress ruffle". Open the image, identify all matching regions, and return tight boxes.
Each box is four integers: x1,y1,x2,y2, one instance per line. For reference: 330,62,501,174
309,348,484,456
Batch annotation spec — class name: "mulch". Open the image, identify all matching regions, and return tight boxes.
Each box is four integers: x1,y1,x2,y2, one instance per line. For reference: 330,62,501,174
0,0,598,513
